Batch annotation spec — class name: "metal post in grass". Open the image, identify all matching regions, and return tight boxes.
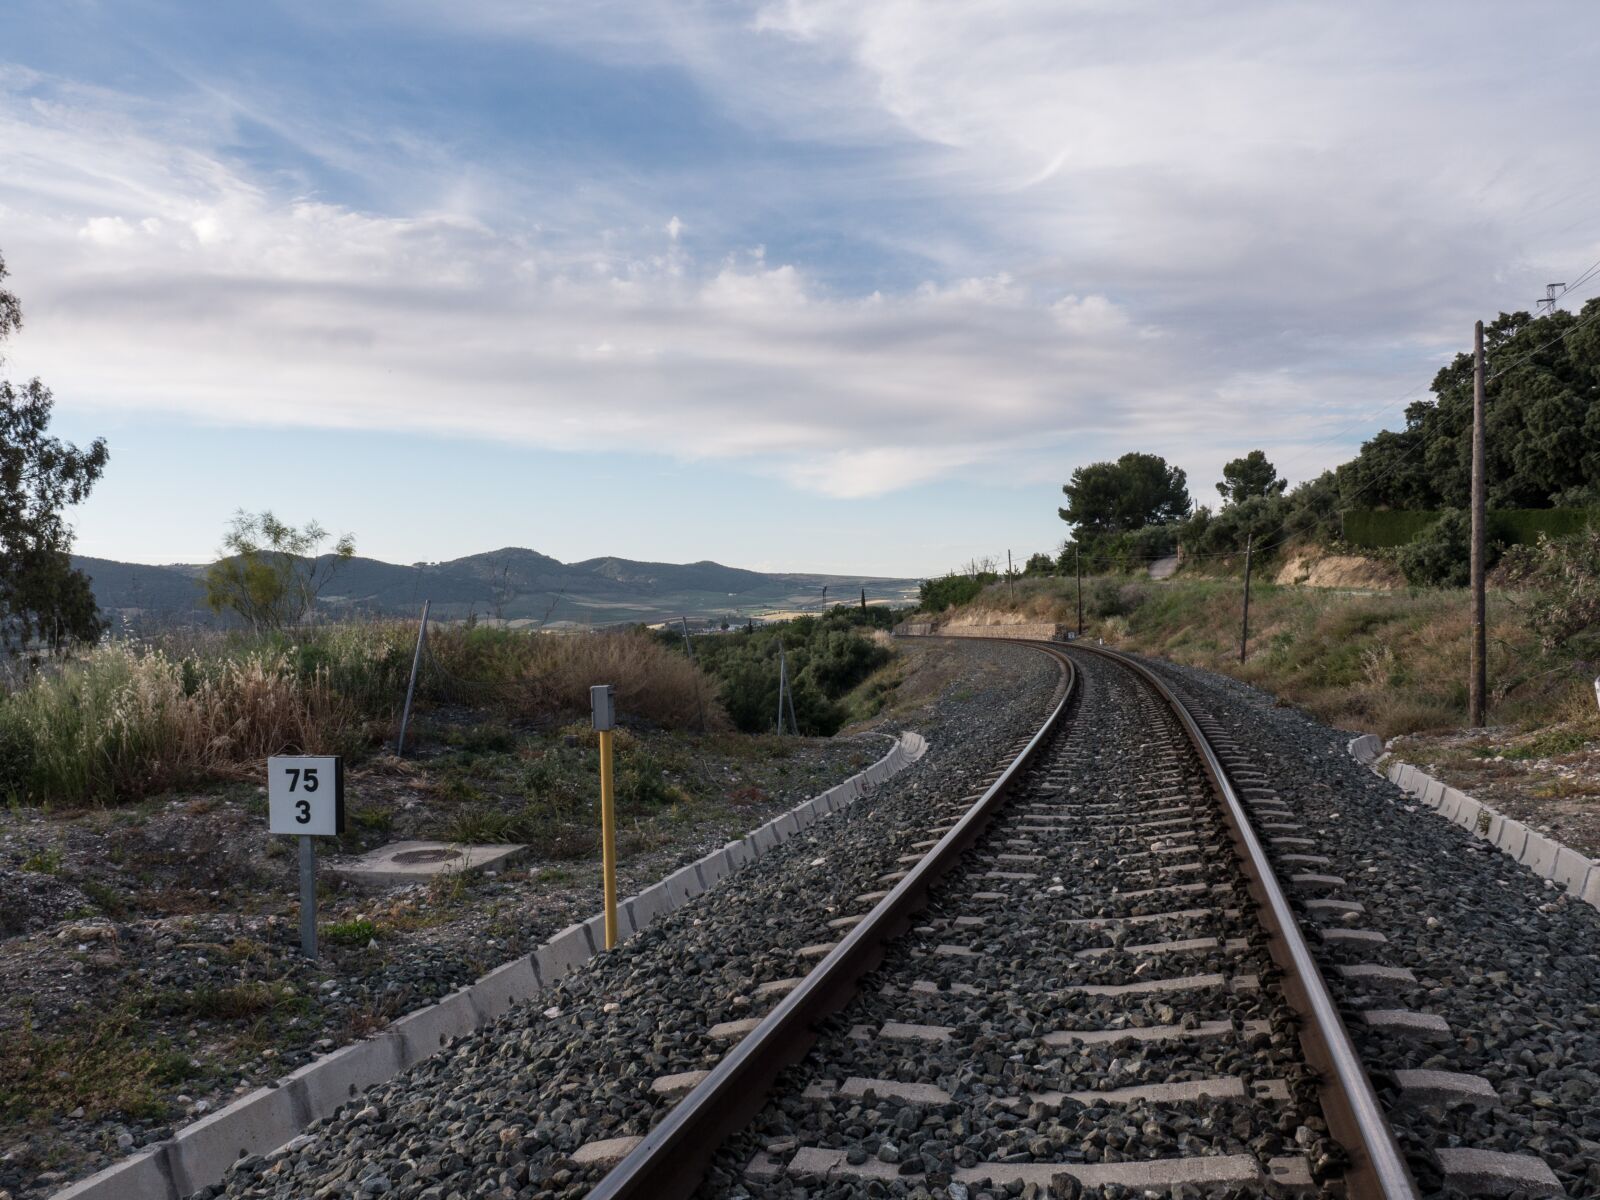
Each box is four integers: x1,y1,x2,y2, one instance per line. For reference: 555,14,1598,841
1239,533,1253,664
681,616,710,734
269,755,345,959
396,599,430,755
591,684,618,949
776,640,798,735
1469,319,1488,727
298,836,318,958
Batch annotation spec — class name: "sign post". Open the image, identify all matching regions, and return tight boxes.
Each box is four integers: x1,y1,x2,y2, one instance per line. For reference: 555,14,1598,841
591,685,618,950
268,755,345,959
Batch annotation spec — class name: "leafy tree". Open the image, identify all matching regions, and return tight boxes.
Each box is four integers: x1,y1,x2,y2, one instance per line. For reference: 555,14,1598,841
1334,301,1600,512
0,252,109,653
1059,452,1190,540
1022,552,1055,576
1217,450,1286,505
203,510,355,630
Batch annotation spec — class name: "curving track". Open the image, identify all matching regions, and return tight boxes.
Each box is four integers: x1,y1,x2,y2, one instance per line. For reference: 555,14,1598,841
199,636,1581,1200
594,640,1432,1199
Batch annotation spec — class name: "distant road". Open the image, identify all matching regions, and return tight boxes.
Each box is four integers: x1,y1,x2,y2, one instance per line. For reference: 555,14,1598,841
1148,554,1179,580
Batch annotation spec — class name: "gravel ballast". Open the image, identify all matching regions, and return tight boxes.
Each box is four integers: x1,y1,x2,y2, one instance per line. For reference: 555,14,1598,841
1138,652,1600,1198
179,640,1063,1200
704,644,1328,1199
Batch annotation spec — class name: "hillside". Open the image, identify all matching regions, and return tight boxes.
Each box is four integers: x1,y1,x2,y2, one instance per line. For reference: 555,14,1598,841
921,573,1598,740
72,549,920,629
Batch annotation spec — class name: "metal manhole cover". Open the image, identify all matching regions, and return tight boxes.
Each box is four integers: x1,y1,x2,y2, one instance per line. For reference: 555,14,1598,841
393,848,462,865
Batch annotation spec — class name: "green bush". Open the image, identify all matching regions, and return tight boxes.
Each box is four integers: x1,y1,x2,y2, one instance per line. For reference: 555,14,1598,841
685,607,892,736
1504,528,1600,665
919,574,994,612
615,751,686,806
1083,578,1144,619
1396,510,1475,586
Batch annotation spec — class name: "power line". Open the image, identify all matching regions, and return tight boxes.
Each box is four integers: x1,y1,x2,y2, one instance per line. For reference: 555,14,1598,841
1486,299,1600,382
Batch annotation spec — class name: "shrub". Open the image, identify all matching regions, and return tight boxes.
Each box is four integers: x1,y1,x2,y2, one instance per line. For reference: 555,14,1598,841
615,752,687,807
1396,509,1474,587
919,574,994,612
687,611,890,736
1504,528,1600,665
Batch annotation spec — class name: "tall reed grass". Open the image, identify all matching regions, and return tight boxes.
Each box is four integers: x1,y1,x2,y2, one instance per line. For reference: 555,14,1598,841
0,623,716,808
0,645,365,805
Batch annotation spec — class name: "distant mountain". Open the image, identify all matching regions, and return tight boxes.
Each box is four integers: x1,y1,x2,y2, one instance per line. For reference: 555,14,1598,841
72,549,920,630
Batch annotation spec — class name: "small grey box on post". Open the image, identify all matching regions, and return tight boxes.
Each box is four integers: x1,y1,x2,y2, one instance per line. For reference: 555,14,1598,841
590,684,615,731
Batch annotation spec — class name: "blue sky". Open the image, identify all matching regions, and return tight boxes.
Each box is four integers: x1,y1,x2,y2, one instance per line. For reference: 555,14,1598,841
4,2,1600,575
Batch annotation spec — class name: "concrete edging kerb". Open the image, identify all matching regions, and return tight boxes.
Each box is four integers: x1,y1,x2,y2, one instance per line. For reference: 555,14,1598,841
1348,733,1600,910
51,729,929,1200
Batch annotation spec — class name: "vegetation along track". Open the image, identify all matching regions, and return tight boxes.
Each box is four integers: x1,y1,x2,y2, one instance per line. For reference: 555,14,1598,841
592,638,1490,1200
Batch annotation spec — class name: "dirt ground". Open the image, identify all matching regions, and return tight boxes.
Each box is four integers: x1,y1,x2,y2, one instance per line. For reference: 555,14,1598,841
0,705,885,1195
0,637,1031,1199
1387,722,1600,860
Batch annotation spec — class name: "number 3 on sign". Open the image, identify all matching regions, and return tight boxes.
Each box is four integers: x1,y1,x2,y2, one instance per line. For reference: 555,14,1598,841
268,756,345,836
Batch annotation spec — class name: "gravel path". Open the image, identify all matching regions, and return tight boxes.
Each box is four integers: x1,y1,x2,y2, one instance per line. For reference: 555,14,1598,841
192,640,1061,1200
1139,652,1599,1198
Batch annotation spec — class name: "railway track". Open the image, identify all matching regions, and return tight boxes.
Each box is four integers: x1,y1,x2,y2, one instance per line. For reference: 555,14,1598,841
200,636,1582,1200
589,638,1436,1200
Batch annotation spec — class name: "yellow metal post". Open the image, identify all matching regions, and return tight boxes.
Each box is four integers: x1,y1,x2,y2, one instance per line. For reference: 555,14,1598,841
598,727,618,949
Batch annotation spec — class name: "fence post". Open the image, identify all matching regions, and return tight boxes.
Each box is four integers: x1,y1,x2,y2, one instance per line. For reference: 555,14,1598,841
396,599,430,755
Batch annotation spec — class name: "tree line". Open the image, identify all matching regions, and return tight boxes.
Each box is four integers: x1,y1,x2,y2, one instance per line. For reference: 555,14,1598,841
1027,297,1600,585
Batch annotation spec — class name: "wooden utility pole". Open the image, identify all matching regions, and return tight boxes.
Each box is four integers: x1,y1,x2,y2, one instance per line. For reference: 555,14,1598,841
776,642,789,734
1239,534,1253,664
1007,550,1015,605
1075,543,1083,637
1470,320,1488,727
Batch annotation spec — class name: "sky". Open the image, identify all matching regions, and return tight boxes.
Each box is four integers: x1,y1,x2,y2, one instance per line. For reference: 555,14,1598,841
2,2,1599,577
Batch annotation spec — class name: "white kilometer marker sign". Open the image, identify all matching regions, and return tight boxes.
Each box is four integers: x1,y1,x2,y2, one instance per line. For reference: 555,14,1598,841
268,755,346,958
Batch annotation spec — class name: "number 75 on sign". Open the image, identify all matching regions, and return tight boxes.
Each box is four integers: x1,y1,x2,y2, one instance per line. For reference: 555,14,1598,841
268,756,346,836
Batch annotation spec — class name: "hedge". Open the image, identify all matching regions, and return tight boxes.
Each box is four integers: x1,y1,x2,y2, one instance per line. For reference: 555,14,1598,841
1342,508,1596,549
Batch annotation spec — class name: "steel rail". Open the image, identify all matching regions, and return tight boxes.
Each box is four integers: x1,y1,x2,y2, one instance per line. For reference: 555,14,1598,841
587,642,1077,1200
1069,642,1420,1200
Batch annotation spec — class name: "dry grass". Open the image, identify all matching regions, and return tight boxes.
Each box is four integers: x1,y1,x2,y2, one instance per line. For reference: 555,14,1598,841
430,627,722,730
937,575,1581,739
0,623,719,808
3,645,364,805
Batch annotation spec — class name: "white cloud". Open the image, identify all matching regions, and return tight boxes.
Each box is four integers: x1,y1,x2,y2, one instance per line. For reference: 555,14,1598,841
1051,294,1129,338
76,216,136,246
6,3,1600,512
